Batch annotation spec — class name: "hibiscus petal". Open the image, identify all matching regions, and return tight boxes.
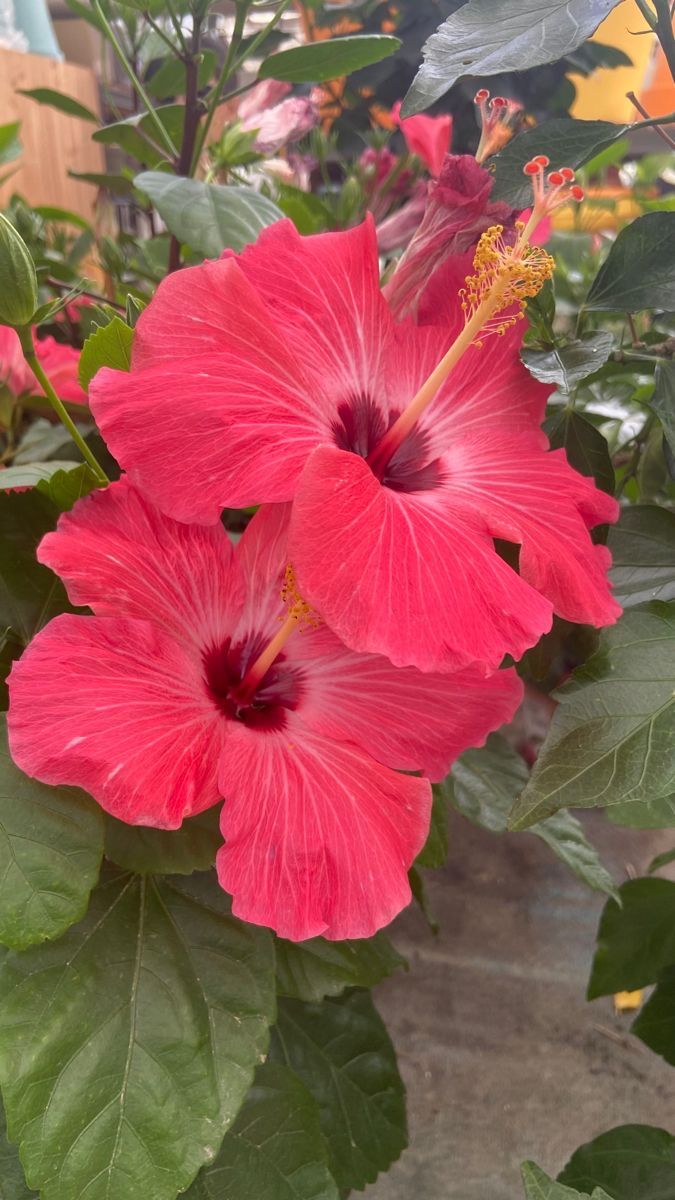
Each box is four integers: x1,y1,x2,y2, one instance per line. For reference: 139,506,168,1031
217,722,430,941
38,478,244,656
232,502,293,642
290,445,553,673
8,614,226,827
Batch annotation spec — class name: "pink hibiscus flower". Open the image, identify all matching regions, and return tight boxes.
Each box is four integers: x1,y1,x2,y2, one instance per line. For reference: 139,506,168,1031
90,217,620,675
0,326,86,405
391,100,453,179
7,479,522,940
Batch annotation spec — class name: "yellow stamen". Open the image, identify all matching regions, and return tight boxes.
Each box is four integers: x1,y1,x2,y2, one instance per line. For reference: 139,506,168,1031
235,564,317,703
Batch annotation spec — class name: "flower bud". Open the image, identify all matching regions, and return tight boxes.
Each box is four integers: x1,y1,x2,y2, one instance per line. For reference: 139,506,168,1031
0,213,38,328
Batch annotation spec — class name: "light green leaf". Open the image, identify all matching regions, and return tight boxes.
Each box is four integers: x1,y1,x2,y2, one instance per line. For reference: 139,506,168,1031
68,170,135,195
259,35,400,83
588,878,675,997
585,212,675,312
18,88,98,123
0,869,275,1200
558,1125,675,1199
0,461,82,490
270,991,406,1192
134,172,283,258
0,716,102,949
651,360,675,456
0,1094,35,1199
275,934,405,1002
522,1161,592,1200
608,505,675,608
104,806,221,875
0,122,21,167
523,332,614,392
35,464,98,511
183,1063,338,1200
78,316,133,389
402,1,622,116
544,409,614,495
509,604,675,830
493,119,628,206
649,847,675,872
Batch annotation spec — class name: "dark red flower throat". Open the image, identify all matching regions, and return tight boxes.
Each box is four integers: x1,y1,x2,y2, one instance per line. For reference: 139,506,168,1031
333,396,444,493
203,636,303,730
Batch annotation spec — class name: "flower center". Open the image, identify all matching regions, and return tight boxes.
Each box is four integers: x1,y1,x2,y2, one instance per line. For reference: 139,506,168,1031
333,396,445,492
203,635,304,731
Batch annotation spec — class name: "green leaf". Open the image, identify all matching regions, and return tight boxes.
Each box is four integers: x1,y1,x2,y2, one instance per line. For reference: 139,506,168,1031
104,807,221,875
35,464,98,511
32,205,92,232
0,1095,35,1200
275,934,405,1003
607,791,675,829
270,991,407,1192
558,1125,675,1199
631,964,675,1066
651,361,675,456
0,122,21,167
17,87,98,123
408,864,439,933
134,173,284,258
585,213,675,312
0,490,76,645
544,409,614,495
522,1161,592,1200
588,878,675,997
0,461,82,490
259,34,400,83
509,603,675,830
146,52,216,101
523,332,614,393
68,170,135,195
78,316,133,389
492,119,627,205
401,1,622,117
0,869,275,1200
183,1062,338,1200
608,505,675,609
416,786,449,869
649,847,675,872
93,107,184,165
0,716,102,949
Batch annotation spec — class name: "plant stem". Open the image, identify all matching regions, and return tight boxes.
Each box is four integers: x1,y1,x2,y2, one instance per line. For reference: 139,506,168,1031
190,2,247,174
16,328,109,485
93,0,180,160
653,0,675,79
626,91,675,147
634,0,658,26
168,22,204,273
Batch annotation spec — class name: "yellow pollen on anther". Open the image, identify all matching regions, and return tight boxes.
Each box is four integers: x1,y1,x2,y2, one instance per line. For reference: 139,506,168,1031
460,223,555,344
280,563,319,630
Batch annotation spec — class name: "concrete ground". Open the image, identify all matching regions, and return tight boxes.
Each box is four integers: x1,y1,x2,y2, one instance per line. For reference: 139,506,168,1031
367,813,675,1200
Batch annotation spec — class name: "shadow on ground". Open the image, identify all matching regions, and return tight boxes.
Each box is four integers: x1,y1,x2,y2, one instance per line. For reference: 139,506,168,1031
366,813,675,1200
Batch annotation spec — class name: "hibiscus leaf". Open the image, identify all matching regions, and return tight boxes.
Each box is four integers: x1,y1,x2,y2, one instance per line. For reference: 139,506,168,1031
17,88,99,124
523,332,614,393
270,991,407,1192
543,410,615,495
401,1,623,117
35,464,98,511
78,316,133,390
0,490,77,645
259,35,400,83
608,505,675,609
557,1125,675,1198
509,604,675,830
134,173,284,259
631,965,675,1067
415,785,449,868
650,361,675,456
521,1161,593,1199
104,806,221,875
607,790,675,829
0,1095,35,1200
0,461,83,491
0,716,102,950
183,1062,338,1200
588,878,675,997
492,119,627,206
275,934,406,1002
0,868,276,1200
449,735,616,897
585,212,675,312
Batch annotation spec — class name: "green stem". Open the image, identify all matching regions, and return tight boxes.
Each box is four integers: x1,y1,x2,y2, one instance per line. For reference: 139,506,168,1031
653,0,675,81
17,329,109,485
93,0,180,160
190,2,247,173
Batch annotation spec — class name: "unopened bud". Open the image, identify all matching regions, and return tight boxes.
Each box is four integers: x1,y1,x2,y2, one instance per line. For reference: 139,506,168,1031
0,213,38,328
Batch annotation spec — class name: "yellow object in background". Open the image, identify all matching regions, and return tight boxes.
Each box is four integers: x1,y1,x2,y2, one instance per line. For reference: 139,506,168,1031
571,4,673,123
613,989,644,1014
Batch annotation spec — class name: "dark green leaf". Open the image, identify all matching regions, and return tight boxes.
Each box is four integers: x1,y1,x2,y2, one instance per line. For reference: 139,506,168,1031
260,34,400,83
608,505,675,608
17,88,98,123
0,870,275,1200
275,934,405,1002
183,1062,338,1200
632,965,675,1066
651,361,675,456
492,119,628,207
0,716,102,949
35,464,98,511
78,316,133,389
104,806,221,874
401,1,622,117
33,206,93,232
416,786,449,869
558,1125,675,1199
524,332,614,392
146,52,216,101
607,791,675,829
93,107,184,165
275,187,334,235
522,1162,593,1200
0,1095,35,1199
588,878,675,997
544,409,614,494
68,170,135,196
134,173,283,258
408,864,438,933
649,847,675,873
13,419,72,464
509,603,675,830
0,461,82,490
586,213,675,312
0,490,75,645
270,991,406,1192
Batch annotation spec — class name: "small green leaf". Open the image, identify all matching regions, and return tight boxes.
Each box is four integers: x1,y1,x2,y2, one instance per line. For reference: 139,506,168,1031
649,847,675,873
416,786,449,869
544,409,614,495
18,87,98,123
134,172,284,258
0,461,82,491
78,316,133,389
270,991,407,1192
0,869,276,1200
0,716,102,949
35,464,98,511
523,332,614,393
588,878,675,997
275,934,406,1002
522,1161,592,1200
0,490,76,645
104,806,221,875
68,170,135,195
0,121,21,167
558,1125,675,1199
632,965,675,1066
509,604,675,830
586,212,675,312
608,505,675,608
607,791,675,829
493,120,627,206
651,360,675,456
401,1,622,116
183,1063,338,1200
32,205,92,232
260,34,400,83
